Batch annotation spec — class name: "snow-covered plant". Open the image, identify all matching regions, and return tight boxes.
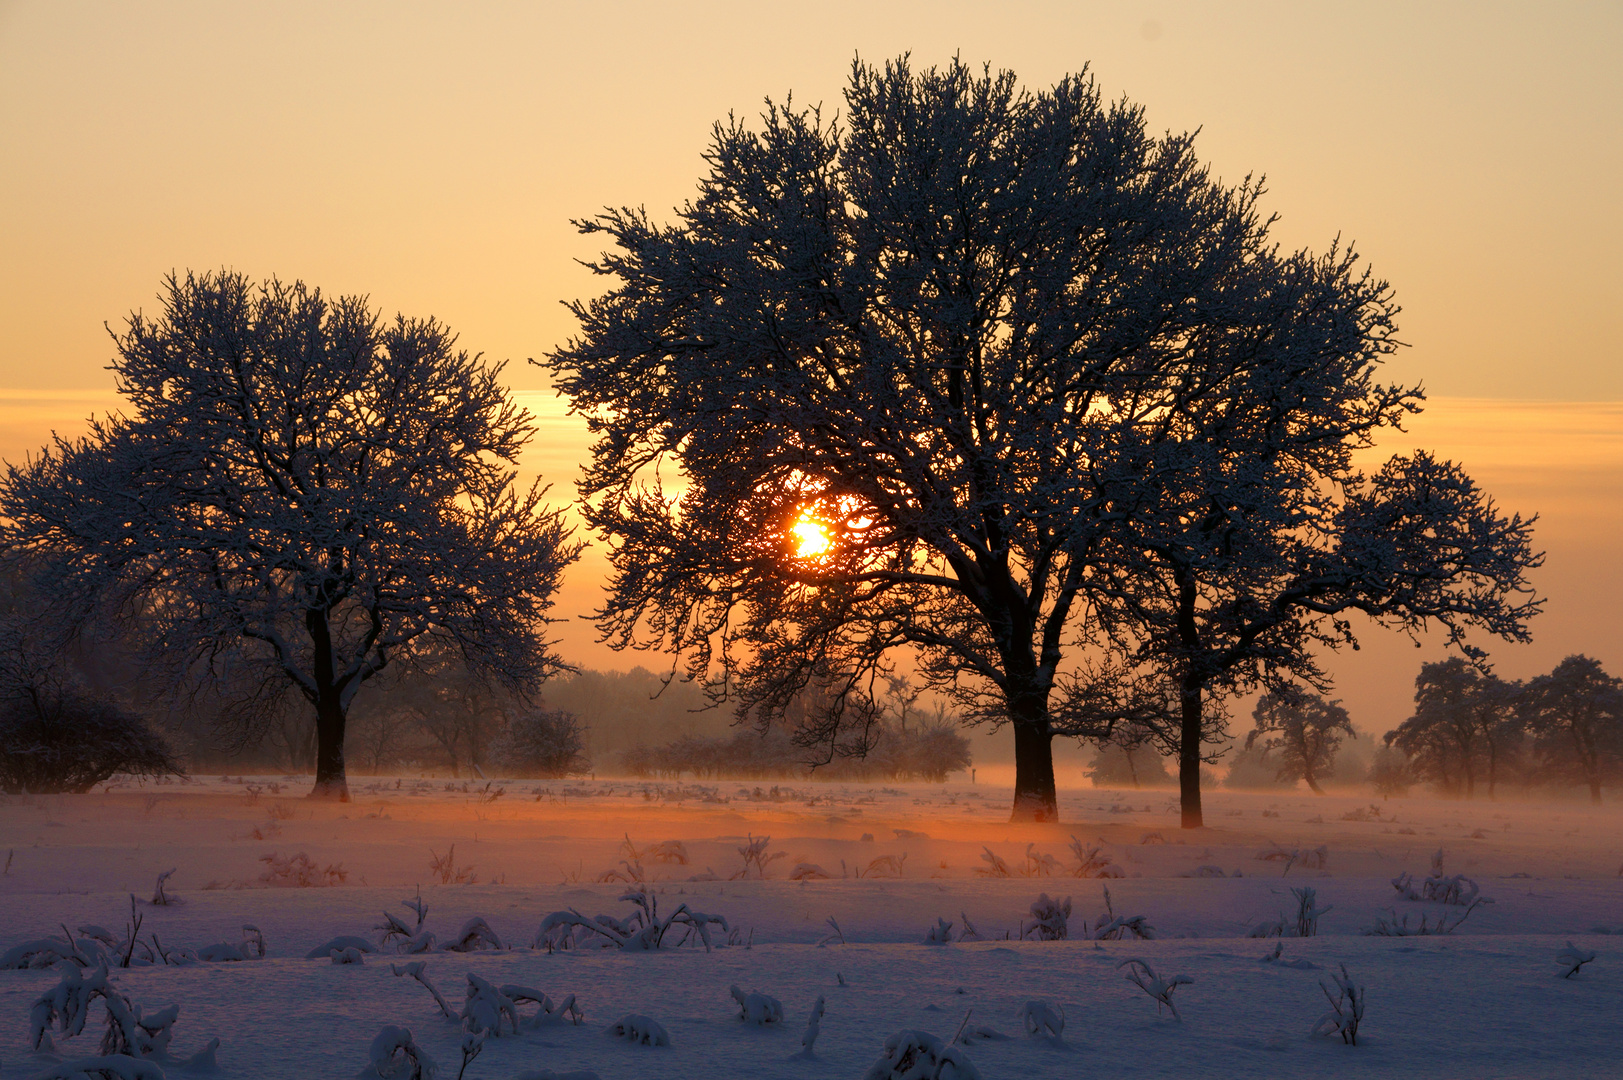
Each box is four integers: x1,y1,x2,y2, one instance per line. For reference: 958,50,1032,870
1292,886,1332,937
1258,942,1316,969
150,869,178,906
957,913,983,942
428,846,477,885
441,917,502,952
816,917,846,946
1022,844,1062,877
1311,963,1365,1045
789,862,831,880
1118,958,1193,1020
240,924,266,959
862,853,908,878
304,935,376,960
259,851,346,887
391,961,455,1020
953,1011,1010,1047
1023,894,1071,940
331,946,366,964
461,974,519,1036
607,1013,670,1046
860,1029,981,1080
796,995,826,1059
26,1055,168,1080
1092,886,1155,940
2,934,91,970
1391,870,1483,906
729,984,784,1024
733,834,786,879
923,917,955,945
365,1024,437,1079
1067,836,1120,878
1019,1000,1064,1040
975,847,1012,878
1362,900,1483,936
500,985,582,1028
455,1032,484,1080
536,888,728,952
1556,941,1597,978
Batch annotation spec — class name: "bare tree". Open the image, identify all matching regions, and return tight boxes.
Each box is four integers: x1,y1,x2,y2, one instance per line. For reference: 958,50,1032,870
0,272,580,799
546,55,1453,821
1245,687,1354,795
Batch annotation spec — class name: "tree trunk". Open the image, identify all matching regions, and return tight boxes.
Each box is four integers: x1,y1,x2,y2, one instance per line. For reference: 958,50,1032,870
310,691,350,801
1010,718,1057,822
1304,770,1325,795
1178,670,1203,829
1588,775,1602,805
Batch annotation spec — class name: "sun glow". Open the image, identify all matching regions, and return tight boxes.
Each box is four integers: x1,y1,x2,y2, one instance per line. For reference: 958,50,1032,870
791,513,832,558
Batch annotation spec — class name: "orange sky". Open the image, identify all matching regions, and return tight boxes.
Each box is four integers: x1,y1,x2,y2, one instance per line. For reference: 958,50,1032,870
1,1,1618,742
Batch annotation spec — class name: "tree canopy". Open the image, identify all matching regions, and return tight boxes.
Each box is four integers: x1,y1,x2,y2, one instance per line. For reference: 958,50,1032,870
546,56,1541,823
0,272,579,799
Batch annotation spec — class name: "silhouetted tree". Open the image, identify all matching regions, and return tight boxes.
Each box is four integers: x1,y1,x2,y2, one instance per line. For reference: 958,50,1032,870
1520,655,1621,804
1386,658,1524,798
493,708,591,778
0,272,579,799
1245,687,1354,794
549,56,1530,822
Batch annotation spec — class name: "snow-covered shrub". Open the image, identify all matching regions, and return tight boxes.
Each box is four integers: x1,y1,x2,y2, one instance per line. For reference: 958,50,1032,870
861,853,907,878
1118,958,1193,1020
456,1032,484,1079
922,917,955,946
364,1025,437,1079
2,934,90,970
0,683,179,794
441,917,502,952
390,961,455,1020
305,936,376,960
428,845,476,885
331,946,366,964
1066,836,1119,878
1021,844,1063,877
1292,886,1332,937
1391,870,1483,906
1023,894,1070,940
957,913,982,942
492,707,590,778
607,1014,670,1046
729,984,783,1024
259,851,346,887
1556,941,1597,978
1311,963,1365,1045
796,996,826,1059
861,1030,981,1080
1019,1000,1064,1040
535,888,728,952
789,862,830,880
1092,886,1154,940
461,974,519,1036
1257,844,1328,873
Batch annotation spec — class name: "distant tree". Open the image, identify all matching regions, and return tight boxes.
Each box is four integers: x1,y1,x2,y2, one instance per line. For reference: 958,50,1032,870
546,55,1540,824
1087,722,1174,789
493,708,591,778
1385,658,1523,798
1367,744,1412,798
1222,744,1297,791
1244,687,1354,795
1520,655,1622,804
0,272,580,800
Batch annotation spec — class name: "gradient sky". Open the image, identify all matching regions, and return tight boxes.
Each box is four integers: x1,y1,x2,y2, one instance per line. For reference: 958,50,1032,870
1,1,1618,745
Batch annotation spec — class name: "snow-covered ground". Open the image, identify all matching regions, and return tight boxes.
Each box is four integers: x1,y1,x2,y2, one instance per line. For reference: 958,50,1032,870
2,776,1619,1078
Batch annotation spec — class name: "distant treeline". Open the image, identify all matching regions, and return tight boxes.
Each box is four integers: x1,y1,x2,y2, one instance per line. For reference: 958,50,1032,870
621,721,971,782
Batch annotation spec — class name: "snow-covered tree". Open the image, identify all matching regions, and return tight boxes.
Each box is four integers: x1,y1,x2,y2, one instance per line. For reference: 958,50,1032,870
492,707,591,778
547,55,1508,821
0,272,580,799
1520,655,1621,803
1244,687,1354,794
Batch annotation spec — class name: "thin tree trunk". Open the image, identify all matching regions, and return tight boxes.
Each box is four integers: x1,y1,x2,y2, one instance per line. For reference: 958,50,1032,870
1010,715,1057,822
1179,670,1203,829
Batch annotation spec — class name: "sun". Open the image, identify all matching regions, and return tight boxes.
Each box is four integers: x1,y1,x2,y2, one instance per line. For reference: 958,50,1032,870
791,513,831,558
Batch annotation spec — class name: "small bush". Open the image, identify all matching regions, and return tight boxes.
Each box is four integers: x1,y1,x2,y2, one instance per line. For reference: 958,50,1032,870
492,708,591,778
0,688,179,794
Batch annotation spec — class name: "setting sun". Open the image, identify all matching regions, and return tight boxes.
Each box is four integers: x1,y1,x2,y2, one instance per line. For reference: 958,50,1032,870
791,513,831,558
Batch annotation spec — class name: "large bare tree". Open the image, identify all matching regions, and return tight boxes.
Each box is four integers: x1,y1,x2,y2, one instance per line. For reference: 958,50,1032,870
0,271,580,799
547,56,1466,821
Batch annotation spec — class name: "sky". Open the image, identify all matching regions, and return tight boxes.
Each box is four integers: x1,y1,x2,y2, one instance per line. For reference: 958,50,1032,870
1,1,1618,748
